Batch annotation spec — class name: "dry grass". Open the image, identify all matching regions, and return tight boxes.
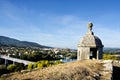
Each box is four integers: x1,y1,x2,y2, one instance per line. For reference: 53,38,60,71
0,60,104,80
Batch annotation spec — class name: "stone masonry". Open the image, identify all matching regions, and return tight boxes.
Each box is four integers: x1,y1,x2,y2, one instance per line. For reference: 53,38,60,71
77,22,104,60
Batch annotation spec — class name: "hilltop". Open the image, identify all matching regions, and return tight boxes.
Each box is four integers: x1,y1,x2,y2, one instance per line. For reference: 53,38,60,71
0,36,50,48
0,60,107,80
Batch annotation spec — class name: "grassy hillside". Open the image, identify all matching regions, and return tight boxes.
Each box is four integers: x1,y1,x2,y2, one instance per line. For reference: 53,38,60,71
0,60,104,80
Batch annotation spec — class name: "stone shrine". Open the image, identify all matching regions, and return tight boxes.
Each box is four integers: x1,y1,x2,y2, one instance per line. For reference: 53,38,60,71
77,22,104,60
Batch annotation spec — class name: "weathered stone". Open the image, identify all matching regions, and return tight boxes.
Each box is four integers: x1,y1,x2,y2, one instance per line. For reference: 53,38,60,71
101,60,113,80
77,22,104,60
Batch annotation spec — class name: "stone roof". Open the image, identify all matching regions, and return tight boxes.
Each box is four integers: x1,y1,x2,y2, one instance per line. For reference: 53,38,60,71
78,22,103,47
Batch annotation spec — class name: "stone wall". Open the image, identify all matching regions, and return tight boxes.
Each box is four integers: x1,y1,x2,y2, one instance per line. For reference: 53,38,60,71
101,60,113,80
101,60,120,80
113,60,120,67
112,60,120,80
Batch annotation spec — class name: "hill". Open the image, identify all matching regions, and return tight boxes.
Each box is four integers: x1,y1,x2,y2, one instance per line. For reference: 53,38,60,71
0,60,107,80
0,36,49,48
104,48,120,53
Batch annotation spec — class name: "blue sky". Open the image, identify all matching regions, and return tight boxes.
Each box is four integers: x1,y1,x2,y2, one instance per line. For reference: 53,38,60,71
0,0,120,49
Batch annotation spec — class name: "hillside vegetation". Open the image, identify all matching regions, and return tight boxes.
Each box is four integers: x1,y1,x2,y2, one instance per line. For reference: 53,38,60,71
0,36,48,48
0,60,104,80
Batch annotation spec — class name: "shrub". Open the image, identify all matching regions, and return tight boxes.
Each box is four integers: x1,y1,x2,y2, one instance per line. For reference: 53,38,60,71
7,64,16,72
31,60,63,69
15,63,25,71
27,63,33,70
41,60,49,67
103,54,118,60
0,59,4,64
49,61,55,65
55,60,63,64
33,62,38,69
37,63,42,69
0,65,7,75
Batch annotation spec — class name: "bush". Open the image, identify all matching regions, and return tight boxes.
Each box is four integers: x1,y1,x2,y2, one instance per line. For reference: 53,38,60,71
36,60,54,69
41,60,49,67
37,63,42,69
0,65,7,75
49,61,55,65
55,60,63,64
7,64,16,72
0,59,4,64
103,54,118,60
27,63,33,70
29,60,63,70
33,62,38,69
15,63,25,71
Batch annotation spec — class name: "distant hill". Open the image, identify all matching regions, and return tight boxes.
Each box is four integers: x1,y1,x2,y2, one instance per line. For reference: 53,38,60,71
104,47,120,53
0,36,49,48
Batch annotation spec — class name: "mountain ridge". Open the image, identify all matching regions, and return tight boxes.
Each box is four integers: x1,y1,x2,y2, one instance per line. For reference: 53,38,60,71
0,36,49,48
